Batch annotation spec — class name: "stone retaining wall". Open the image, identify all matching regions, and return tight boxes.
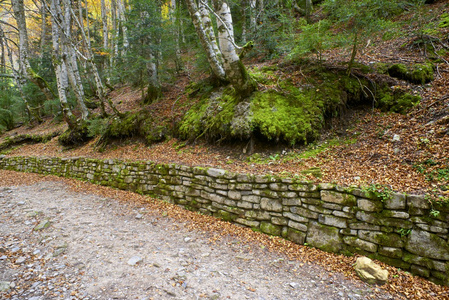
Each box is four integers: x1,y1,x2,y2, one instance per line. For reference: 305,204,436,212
0,155,448,285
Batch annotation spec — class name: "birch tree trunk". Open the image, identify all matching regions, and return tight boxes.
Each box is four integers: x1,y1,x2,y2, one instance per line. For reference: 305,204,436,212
213,0,255,97
12,0,55,103
185,0,226,81
50,0,77,129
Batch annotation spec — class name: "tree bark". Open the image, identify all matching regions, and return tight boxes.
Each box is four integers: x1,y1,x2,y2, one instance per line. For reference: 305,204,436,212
213,0,255,97
12,0,56,102
62,0,89,120
101,0,108,51
185,0,226,81
50,0,77,129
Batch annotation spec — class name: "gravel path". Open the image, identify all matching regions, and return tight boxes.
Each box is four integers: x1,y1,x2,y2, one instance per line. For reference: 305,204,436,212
0,181,394,300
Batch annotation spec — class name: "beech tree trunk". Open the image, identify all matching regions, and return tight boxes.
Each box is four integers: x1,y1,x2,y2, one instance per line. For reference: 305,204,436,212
213,0,255,97
62,0,89,120
101,0,108,51
170,0,183,72
12,0,55,103
50,0,77,129
185,0,226,81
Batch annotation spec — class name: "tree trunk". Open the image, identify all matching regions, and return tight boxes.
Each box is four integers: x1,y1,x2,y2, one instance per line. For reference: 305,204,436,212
213,0,255,97
249,0,257,32
12,0,56,102
50,0,77,129
185,0,226,81
70,7,121,117
62,0,89,120
101,0,108,51
117,0,129,57
171,0,183,72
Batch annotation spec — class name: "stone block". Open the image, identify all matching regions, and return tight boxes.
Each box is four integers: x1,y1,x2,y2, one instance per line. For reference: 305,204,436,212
318,214,347,228
340,228,357,236
236,201,253,209
272,217,288,226
291,206,318,219
236,174,253,182
288,220,308,232
332,210,353,219
269,183,287,191
357,199,382,212
282,198,302,206
410,265,430,278
385,193,406,210
207,168,226,177
260,222,281,236
355,211,378,224
245,210,270,220
306,221,343,253
322,202,344,211
283,212,309,223
343,237,378,252
260,198,283,212
280,191,298,198
235,218,260,228
235,183,253,190
407,194,430,209
321,190,356,205
241,195,260,203
379,247,403,259
287,228,306,244
386,211,410,219
358,230,403,247
405,230,449,260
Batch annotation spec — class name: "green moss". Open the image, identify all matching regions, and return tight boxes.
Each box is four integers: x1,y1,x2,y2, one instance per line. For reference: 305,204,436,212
388,63,434,84
260,222,282,236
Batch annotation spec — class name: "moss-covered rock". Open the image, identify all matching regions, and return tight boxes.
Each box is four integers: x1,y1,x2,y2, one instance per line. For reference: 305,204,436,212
388,63,434,84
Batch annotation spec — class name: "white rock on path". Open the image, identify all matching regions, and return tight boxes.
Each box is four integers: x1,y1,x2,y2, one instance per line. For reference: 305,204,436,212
354,256,389,285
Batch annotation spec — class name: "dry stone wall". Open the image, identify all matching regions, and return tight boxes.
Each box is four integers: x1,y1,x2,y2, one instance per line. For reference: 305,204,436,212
0,155,448,285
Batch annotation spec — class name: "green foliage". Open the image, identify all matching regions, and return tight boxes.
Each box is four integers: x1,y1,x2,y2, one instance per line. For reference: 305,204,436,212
0,108,13,131
439,13,449,28
398,228,411,237
321,0,411,70
363,184,392,202
290,19,340,61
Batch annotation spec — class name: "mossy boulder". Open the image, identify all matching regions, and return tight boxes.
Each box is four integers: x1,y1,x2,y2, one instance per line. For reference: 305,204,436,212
388,63,434,84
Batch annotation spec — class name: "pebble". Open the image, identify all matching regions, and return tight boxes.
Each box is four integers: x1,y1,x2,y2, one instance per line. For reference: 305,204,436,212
15,256,26,264
127,256,143,266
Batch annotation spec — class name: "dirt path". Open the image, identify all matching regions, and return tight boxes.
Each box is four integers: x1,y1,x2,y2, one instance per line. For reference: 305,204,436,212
0,180,395,300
